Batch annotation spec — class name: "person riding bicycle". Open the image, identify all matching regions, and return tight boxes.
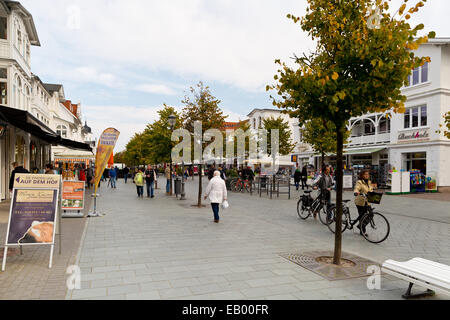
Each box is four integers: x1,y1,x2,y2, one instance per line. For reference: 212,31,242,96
312,165,333,219
354,170,374,236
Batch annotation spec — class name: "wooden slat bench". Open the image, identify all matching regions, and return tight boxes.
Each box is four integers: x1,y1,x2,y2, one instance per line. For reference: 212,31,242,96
382,258,450,299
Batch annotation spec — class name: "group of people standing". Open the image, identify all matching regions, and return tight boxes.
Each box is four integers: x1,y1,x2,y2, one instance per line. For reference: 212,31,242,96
294,165,309,191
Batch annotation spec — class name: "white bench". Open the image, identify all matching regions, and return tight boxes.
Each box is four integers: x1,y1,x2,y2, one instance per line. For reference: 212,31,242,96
382,258,450,299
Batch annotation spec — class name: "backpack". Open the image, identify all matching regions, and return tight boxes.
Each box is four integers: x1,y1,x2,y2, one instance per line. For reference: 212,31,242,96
136,173,143,185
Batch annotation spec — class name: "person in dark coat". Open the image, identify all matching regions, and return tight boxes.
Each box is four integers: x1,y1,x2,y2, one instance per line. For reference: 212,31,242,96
9,162,29,192
294,166,302,191
301,165,309,190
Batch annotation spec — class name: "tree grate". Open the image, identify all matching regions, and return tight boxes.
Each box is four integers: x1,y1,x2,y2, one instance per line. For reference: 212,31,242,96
280,250,380,281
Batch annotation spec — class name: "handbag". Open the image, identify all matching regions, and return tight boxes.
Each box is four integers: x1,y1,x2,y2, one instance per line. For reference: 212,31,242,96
222,200,229,209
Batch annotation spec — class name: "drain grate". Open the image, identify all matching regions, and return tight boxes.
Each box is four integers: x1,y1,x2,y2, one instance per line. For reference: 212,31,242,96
280,250,379,281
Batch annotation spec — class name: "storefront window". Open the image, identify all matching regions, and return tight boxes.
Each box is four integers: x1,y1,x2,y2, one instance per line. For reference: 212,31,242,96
15,136,26,166
404,153,427,175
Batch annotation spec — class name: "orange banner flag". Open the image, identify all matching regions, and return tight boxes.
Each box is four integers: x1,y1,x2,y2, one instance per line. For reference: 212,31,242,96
94,128,120,195
108,153,114,168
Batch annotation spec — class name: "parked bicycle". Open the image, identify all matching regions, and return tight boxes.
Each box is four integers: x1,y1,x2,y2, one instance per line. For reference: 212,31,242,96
230,178,252,193
297,190,332,225
327,193,390,244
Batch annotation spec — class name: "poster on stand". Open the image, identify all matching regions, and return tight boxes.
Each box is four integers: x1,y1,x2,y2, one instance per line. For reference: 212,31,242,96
6,189,58,245
61,181,85,211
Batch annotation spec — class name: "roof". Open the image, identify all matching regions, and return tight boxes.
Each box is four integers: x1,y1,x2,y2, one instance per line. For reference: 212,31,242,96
424,37,450,45
4,1,41,46
43,83,63,93
247,108,282,117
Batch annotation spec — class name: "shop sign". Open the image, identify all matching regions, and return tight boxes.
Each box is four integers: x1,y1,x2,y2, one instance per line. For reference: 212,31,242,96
398,130,429,143
13,174,60,189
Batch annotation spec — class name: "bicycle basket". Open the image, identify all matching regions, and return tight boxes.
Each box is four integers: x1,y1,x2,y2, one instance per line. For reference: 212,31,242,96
367,192,383,204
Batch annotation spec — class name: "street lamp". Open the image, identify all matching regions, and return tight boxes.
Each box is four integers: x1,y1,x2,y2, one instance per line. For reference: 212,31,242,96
168,114,176,196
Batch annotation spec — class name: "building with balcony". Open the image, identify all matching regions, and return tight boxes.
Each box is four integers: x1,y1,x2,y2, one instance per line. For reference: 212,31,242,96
0,1,93,201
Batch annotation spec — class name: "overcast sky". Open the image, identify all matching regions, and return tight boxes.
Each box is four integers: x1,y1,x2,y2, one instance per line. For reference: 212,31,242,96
21,0,450,151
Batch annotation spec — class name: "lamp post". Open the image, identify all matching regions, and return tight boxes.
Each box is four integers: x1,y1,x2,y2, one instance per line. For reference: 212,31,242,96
168,114,176,196
180,160,186,200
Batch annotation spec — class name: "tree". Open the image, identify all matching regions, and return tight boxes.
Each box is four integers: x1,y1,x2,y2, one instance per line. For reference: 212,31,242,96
263,116,295,156
301,119,350,166
268,0,433,265
114,151,126,165
143,105,182,165
124,132,148,167
181,81,227,207
444,112,450,139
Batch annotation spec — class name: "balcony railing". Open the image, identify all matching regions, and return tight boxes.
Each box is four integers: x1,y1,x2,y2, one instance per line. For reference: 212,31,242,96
347,132,390,146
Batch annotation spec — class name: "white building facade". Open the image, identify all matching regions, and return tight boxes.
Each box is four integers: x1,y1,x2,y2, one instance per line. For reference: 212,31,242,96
0,1,94,201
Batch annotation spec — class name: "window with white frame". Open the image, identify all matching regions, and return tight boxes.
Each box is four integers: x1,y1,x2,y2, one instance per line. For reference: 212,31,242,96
0,68,6,105
56,125,68,138
404,105,427,129
405,62,429,87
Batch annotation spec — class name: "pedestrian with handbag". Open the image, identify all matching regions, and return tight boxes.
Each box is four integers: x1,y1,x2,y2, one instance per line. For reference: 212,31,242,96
204,171,228,223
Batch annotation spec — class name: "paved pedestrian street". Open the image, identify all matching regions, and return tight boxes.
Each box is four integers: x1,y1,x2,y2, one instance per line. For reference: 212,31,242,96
65,178,449,300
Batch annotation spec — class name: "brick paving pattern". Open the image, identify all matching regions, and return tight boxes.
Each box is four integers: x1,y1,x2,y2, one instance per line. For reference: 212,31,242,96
0,193,92,300
67,178,450,300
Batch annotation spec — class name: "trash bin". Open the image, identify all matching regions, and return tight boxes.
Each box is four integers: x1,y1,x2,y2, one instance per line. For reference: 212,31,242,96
174,178,181,196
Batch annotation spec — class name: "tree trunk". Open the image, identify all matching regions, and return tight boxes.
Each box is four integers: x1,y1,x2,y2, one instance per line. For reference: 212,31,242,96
198,163,203,207
333,127,344,265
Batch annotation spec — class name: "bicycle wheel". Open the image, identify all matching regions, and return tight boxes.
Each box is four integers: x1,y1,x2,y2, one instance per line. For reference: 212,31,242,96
318,204,332,226
327,206,348,234
230,180,237,192
297,198,310,220
360,212,390,244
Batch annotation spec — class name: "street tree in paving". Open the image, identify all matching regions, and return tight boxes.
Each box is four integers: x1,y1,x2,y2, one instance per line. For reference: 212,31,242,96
268,0,434,265
301,119,350,167
181,81,227,207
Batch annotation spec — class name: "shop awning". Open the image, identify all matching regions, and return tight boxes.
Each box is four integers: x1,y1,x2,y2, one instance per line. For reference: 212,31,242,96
0,105,59,143
344,147,386,155
0,105,92,152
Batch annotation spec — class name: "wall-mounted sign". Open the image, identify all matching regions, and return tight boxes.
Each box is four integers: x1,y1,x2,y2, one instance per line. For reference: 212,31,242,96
398,130,429,143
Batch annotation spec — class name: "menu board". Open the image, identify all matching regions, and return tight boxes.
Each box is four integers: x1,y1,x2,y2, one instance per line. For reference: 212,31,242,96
61,181,85,210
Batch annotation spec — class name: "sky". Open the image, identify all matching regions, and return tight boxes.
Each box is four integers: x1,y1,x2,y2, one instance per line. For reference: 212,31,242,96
21,0,450,152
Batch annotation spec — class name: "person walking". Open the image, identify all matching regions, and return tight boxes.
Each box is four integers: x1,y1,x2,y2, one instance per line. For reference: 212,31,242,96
294,166,302,191
79,166,86,182
9,162,29,192
109,166,117,189
134,169,145,198
301,165,308,190
204,171,228,223
164,165,171,195
354,170,375,236
218,167,227,181
208,165,216,181
145,164,157,198
123,166,130,184
86,166,94,189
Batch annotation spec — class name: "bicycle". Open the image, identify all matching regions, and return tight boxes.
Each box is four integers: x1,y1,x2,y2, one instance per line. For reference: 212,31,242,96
327,193,390,244
297,190,332,225
231,178,251,193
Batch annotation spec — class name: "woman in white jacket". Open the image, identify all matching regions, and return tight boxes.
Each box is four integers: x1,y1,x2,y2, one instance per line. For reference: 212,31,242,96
204,171,228,223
